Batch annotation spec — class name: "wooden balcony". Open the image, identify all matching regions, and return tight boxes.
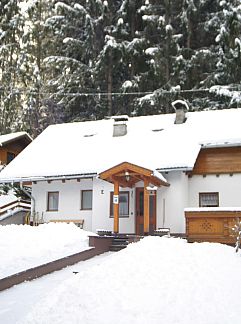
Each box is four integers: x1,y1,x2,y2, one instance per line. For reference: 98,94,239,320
185,208,241,244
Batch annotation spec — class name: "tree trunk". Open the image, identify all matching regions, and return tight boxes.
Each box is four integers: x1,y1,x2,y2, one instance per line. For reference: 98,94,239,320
107,51,113,116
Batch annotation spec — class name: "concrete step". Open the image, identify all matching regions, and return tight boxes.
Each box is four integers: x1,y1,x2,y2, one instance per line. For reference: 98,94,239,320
110,235,129,252
112,239,128,245
110,244,128,252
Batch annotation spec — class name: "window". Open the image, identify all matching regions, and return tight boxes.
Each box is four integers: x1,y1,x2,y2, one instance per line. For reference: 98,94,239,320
81,190,93,210
47,192,59,211
110,191,129,217
199,192,219,207
7,152,15,164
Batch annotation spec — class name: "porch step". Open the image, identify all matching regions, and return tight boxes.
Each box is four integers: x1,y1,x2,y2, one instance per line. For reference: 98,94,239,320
110,244,128,252
110,235,129,252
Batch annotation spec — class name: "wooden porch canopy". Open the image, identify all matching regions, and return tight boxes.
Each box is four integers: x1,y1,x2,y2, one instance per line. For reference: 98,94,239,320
99,162,169,234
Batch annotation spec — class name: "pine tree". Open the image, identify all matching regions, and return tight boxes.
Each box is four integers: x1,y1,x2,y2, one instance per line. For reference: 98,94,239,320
44,1,104,122
0,0,64,136
0,0,240,133
0,0,24,133
113,0,147,116
133,0,185,115
93,0,128,117
210,0,241,108
18,0,62,136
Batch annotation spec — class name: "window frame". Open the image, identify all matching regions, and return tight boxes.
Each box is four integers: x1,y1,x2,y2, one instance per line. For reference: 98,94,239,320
199,192,219,207
47,191,59,211
81,190,93,210
109,191,130,218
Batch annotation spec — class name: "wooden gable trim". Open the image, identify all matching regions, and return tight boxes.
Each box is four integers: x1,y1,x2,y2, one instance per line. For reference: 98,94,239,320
99,162,152,180
99,161,169,188
191,146,241,175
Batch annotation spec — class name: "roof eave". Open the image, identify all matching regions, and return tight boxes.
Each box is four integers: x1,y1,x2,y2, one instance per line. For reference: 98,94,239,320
0,133,33,147
0,172,97,184
201,142,241,149
156,166,193,173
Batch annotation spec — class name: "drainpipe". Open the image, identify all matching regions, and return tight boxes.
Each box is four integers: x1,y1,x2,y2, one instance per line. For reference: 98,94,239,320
162,198,166,228
20,182,35,215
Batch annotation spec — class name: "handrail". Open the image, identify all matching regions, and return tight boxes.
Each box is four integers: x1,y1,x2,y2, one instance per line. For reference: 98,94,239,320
0,199,31,216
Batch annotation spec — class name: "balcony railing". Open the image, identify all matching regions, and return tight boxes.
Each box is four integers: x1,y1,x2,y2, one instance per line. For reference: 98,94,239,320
0,199,31,219
185,207,241,244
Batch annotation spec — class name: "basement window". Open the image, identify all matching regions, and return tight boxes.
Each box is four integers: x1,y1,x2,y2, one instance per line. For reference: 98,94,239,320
199,192,219,207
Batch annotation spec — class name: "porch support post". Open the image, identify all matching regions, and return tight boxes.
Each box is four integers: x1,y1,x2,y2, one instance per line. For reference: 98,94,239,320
113,180,119,234
144,178,150,235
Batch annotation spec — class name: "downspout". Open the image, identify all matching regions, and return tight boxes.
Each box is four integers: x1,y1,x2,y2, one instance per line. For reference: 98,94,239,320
162,198,166,228
20,182,35,215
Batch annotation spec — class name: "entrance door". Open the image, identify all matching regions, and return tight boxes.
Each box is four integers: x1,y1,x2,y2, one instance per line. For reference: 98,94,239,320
135,188,156,235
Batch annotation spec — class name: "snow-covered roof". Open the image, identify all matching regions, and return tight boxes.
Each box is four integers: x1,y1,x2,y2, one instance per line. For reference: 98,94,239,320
1,108,241,182
0,132,32,146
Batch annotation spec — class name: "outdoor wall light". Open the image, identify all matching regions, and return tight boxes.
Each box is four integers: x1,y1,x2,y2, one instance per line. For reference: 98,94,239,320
125,171,130,182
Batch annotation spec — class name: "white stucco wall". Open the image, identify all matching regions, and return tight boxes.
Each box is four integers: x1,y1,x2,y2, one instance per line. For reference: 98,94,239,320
31,173,190,235
32,179,94,231
31,172,241,235
92,178,135,234
156,172,241,234
188,174,241,207
32,178,135,234
156,171,188,234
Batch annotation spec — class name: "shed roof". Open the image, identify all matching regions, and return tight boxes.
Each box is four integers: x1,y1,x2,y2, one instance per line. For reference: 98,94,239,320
0,108,241,182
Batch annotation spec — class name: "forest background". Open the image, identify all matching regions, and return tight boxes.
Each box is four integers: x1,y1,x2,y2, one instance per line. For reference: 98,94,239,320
0,0,240,137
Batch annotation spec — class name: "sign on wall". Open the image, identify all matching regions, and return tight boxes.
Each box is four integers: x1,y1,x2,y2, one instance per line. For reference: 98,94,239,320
113,195,119,204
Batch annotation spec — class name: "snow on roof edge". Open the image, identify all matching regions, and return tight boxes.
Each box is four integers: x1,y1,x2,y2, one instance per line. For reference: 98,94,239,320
0,131,32,146
200,141,241,148
1,108,241,181
156,166,193,172
0,172,98,184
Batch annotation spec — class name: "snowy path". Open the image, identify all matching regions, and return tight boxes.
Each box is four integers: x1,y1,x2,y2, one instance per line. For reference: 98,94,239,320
0,252,113,324
1,237,241,324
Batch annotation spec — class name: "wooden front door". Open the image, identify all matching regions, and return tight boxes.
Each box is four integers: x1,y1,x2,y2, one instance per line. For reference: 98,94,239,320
135,188,156,235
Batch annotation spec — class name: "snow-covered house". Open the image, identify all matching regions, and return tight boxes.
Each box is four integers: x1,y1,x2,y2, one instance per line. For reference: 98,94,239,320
0,132,32,169
0,106,241,243
0,132,32,224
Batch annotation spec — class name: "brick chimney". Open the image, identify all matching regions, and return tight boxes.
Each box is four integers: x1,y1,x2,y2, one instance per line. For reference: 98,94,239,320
172,100,189,124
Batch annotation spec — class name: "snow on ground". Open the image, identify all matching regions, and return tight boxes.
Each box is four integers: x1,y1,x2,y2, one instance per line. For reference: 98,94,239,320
3,236,239,324
0,253,112,324
0,223,94,279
